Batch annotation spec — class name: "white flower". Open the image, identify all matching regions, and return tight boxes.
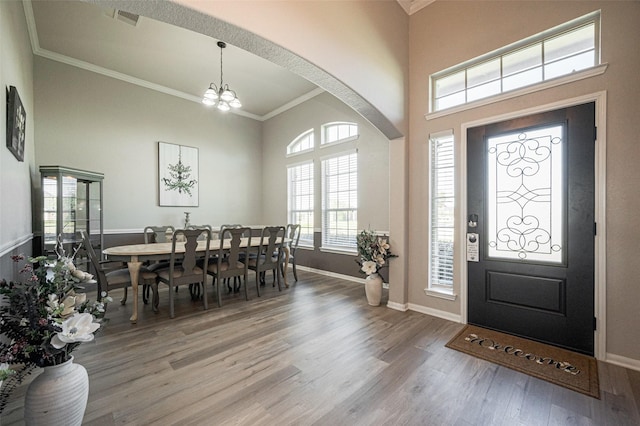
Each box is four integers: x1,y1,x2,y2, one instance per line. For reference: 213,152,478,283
375,255,385,266
50,313,100,349
379,238,390,251
361,260,378,275
46,294,59,313
60,292,87,317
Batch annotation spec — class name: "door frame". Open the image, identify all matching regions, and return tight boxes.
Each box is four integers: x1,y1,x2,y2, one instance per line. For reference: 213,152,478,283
459,91,607,359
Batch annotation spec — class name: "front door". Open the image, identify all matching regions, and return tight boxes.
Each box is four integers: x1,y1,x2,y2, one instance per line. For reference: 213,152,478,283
467,102,595,355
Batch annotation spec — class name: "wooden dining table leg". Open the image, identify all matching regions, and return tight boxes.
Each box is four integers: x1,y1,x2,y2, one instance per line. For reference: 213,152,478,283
127,257,142,323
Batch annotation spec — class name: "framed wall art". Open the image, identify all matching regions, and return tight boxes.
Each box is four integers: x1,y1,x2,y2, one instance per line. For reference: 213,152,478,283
158,141,199,207
6,86,26,162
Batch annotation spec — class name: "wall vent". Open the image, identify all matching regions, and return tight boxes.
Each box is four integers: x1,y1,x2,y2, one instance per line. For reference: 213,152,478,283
115,9,140,26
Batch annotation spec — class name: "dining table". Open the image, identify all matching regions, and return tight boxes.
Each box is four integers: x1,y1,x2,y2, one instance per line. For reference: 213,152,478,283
103,237,290,323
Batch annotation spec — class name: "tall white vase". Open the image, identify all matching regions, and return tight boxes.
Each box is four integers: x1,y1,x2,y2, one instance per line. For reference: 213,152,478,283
24,356,89,426
364,273,383,306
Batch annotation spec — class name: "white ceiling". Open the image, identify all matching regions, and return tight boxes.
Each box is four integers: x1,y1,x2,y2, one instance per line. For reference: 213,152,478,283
27,0,324,121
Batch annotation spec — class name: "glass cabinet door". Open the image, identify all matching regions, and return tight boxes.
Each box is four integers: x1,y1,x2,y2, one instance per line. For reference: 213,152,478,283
39,166,104,257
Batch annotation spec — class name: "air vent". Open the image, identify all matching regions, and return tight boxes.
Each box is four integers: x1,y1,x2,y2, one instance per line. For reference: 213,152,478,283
115,9,140,26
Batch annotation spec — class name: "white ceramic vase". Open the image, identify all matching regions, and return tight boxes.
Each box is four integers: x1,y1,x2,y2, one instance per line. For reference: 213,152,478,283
364,273,383,306
24,356,89,426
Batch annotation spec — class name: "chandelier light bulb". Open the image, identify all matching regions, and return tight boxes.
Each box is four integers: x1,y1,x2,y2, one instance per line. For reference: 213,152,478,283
203,86,219,100
220,88,235,102
202,41,241,112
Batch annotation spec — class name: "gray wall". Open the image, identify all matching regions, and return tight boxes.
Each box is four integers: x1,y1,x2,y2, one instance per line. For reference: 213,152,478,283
2,0,639,367
409,1,640,363
262,92,391,277
33,57,264,233
0,0,35,282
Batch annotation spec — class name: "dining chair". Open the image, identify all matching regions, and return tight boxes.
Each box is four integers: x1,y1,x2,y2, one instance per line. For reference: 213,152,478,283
282,224,301,282
154,228,211,318
187,224,213,241
80,230,158,305
143,225,175,244
206,227,251,307
217,224,247,291
141,225,175,304
246,226,285,297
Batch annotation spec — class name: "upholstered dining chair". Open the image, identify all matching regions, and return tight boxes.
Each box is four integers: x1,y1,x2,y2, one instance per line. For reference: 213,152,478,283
80,230,158,305
282,224,301,282
141,225,175,304
246,226,285,297
153,228,211,318
206,227,251,307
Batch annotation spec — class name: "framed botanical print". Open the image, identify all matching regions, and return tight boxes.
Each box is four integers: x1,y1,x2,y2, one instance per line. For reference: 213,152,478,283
158,141,199,207
6,86,26,162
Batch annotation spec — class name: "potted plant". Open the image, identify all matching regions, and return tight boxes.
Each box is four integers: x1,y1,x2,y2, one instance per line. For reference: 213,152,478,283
0,237,111,424
356,229,397,306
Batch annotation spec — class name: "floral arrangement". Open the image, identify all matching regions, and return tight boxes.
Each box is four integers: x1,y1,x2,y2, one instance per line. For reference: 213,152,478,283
356,229,397,276
0,238,111,412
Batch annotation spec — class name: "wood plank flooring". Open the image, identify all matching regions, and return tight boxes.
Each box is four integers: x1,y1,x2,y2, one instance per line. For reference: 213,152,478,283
1,271,639,425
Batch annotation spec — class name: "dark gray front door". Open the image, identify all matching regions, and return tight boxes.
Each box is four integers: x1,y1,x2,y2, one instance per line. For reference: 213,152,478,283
467,102,595,355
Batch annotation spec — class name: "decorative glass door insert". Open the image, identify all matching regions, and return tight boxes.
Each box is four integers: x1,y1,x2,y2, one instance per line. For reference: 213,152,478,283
486,125,564,263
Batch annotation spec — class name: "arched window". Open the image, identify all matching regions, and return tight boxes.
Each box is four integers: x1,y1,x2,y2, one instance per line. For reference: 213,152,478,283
287,129,314,156
321,122,358,146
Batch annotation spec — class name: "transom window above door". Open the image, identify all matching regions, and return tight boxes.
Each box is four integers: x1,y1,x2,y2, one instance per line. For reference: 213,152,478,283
430,11,601,113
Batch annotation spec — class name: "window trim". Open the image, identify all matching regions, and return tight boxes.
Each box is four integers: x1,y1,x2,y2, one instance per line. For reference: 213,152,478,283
320,122,359,148
287,159,315,246
427,63,607,121
286,128,315,157
429,11,601,114
427,129,456,298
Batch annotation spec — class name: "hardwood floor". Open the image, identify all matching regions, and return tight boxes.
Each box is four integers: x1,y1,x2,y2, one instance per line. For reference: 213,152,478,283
2,271,639,425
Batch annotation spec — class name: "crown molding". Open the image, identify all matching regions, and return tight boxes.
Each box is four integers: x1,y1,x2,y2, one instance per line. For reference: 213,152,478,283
22,1,322,122
396,0,436,15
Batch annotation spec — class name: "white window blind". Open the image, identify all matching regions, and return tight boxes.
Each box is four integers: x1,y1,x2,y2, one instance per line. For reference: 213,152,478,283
430,132,454,287
287,162,314,244
322,152,358,249
287,129,314,156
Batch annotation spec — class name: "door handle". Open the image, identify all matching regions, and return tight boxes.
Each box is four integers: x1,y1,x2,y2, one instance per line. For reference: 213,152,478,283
468,214,478,228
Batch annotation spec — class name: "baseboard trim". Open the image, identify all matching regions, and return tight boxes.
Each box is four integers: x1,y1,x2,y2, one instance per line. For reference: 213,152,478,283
605,352,640,372
386,301,409,312
407,303,462,323
297,266,463,323
295,265,364,284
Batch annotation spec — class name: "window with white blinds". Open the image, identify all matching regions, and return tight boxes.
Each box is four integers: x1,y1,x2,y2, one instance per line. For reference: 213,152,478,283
287,129,314,156
322,152,358,250
429,131,454,288
287,161,314,245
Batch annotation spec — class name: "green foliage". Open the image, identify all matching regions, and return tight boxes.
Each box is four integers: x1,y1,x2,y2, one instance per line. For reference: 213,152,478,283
0,240,110,413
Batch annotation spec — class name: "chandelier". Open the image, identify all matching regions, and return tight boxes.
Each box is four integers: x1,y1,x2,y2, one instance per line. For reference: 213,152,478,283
202,41,242,111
